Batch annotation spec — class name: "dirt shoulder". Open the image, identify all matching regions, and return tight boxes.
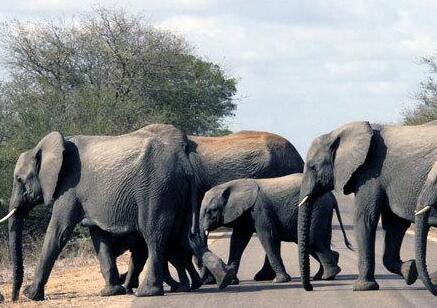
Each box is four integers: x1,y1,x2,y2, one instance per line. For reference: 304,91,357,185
0,253,133,307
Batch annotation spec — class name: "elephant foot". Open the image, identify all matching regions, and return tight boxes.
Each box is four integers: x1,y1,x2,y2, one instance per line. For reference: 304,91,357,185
273,273,291,283
313,265,324,281
202,273,216,285
231,277,240,285
353,280,379,291
135,285,164,297
175,282,191,293
322,265,341,280
169,282,180,293
0,292,4,303
123,281,139,291
100,285,126,297
216,266,237,289
401,260,418,285
253,267,276,281
191,276,203,290
24,285,45,301
125,288,134,294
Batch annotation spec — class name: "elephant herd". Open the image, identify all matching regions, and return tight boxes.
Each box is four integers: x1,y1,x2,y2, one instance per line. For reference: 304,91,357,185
1,120,437,303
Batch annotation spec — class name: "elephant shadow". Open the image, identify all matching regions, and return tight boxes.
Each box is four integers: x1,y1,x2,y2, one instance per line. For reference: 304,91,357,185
334,274,401,281
180,280,347,295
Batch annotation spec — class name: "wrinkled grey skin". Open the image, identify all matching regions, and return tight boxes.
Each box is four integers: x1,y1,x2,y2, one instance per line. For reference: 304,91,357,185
123,130,304,285
297,121,437,295
103,231,202,293
7,124,226,301
200,174,352,283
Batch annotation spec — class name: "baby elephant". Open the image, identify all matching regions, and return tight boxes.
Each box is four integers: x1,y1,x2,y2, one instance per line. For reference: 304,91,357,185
200,174,352,283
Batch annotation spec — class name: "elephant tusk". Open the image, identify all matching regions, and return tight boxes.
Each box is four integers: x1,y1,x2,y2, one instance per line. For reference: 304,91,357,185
415,206,431,216
205,230,209,237
298,195,309,207
0,208,17,223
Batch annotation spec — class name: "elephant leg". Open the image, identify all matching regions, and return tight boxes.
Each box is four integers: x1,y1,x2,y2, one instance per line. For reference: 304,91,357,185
312,247,341,280
185,257,202,290
352,185,382,291
256,230,290,283
136,204,175,298
381,210,417,285
254,255,276,281
24,195,81,301
160,260,180,292
89,227,126,296
309,250,324,281
227,226,254,284
135,239,166,297
123,248,148,293
168,255,191,293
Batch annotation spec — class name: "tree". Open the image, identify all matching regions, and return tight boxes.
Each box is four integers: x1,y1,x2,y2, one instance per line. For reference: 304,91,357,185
404,53,437,125
0,7,238,252
0,7,237,207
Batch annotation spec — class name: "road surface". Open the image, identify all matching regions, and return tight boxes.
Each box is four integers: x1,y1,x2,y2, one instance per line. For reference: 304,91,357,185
132,194,437,307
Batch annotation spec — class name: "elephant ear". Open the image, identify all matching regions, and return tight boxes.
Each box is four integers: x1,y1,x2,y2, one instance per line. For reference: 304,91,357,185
222,180,259,224
417,162,437,212
34,132,65,206
330,121,373,194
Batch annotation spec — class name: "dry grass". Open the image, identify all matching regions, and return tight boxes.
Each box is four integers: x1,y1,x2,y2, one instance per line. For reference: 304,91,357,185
0,252,133,307
0,232,133,307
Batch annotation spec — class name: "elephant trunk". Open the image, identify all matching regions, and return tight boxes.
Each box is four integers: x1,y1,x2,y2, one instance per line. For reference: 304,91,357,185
297,194,313,291
415,207,437,295
9,211,24,301
7,182,26,302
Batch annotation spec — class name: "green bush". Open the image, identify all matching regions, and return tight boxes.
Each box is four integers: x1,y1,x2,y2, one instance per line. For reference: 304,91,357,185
404,53,437,125
0,7,237,264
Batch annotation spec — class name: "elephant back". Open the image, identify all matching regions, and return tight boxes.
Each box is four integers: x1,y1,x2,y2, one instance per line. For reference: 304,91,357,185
187,131,303,189
136,124,189,152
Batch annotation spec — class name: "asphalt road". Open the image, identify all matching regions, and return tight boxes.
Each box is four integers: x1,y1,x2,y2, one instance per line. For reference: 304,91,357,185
132,194,437,308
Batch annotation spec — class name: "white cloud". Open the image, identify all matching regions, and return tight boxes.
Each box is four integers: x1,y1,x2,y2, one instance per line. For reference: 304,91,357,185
1,0,436,153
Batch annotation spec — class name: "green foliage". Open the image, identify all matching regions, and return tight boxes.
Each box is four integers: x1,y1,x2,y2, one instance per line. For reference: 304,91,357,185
0,7,237,215
404,54,437,125
0,8,237,258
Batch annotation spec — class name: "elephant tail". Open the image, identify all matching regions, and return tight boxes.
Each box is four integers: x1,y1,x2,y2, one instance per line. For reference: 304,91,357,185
333,197,354,251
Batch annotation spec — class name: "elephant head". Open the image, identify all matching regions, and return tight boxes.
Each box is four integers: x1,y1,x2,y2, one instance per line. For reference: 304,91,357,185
297,121,373,291
1,132,65,301
199,180,259,233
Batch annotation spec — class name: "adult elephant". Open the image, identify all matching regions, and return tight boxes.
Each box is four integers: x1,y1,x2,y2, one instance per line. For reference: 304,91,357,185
100,228,202,293
119,130,305,286
3,124,231,301
297,121,437,295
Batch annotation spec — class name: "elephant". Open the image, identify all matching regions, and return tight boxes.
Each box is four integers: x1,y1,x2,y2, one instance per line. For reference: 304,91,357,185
199,174,352,283
120,130,305,285
3,124,233,301
296,120,437,295
102,229,202,293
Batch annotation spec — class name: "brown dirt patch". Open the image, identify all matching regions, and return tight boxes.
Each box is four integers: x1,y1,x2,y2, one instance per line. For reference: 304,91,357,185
0,253,133,307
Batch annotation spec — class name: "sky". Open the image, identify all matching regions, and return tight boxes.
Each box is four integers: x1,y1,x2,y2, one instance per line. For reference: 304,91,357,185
1,0,437,155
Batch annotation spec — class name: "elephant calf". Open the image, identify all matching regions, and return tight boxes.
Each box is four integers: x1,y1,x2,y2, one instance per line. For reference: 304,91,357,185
200,174,352,283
